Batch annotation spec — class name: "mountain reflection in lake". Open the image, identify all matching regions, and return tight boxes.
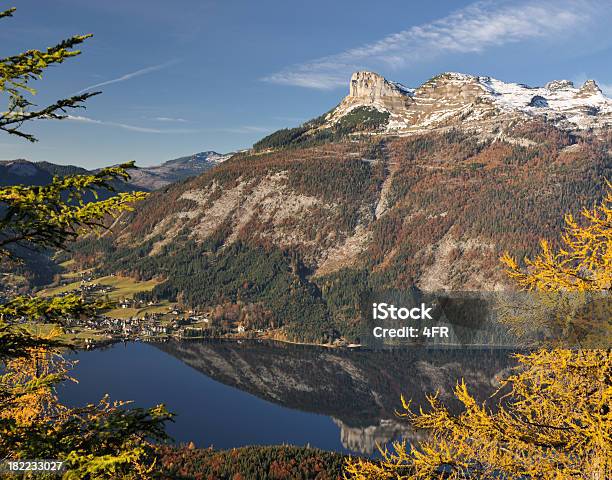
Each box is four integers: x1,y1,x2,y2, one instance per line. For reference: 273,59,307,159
59,341,516,455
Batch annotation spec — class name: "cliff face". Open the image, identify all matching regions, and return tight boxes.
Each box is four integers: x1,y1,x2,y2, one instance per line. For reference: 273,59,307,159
327,71,414,123
348,71,411,99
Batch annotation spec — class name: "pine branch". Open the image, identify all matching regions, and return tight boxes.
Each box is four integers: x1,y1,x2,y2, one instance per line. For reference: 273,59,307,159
0,92,100,142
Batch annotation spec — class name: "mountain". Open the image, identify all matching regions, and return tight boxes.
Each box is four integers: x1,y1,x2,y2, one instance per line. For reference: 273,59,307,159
255,71,612,150
127,151,233,190
331,71,612,133
1,151,232,191
0,159,144,195
76,71,612,343
0,159,132,291
0,159,90,186
1,152,228,290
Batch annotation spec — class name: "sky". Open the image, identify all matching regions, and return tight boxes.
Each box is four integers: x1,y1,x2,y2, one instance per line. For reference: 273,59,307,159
1,0,612,169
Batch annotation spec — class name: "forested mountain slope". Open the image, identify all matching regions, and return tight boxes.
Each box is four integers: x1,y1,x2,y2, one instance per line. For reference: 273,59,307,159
73,71,612,342
77,127,610,341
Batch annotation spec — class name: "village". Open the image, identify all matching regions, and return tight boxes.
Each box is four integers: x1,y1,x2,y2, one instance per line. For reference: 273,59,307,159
33,274,255,349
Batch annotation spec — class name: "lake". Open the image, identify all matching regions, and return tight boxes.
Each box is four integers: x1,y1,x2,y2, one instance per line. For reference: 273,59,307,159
59,340,516,456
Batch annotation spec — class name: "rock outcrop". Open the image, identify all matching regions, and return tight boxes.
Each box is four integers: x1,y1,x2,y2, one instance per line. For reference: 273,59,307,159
577,79,603,97
326,71,414,124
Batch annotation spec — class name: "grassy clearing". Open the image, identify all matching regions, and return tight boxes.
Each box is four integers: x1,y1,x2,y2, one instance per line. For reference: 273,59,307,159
39,280,82,296
103,301,172,320
98,276,161,298
40,275,161,300
39,271,175,321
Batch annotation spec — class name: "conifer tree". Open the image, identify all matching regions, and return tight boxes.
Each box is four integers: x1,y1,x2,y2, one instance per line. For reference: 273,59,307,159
0,6,172,478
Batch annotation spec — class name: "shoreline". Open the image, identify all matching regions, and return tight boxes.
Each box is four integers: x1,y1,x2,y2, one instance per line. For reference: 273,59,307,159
70,331,525,352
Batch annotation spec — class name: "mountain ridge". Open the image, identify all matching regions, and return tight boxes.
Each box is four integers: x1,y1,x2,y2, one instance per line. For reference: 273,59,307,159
125,151,233,190
255,71,611,151
0,150,232,190
331,71,612,133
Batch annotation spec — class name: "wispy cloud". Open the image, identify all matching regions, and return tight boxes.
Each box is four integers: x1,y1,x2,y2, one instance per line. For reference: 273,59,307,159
76,59,180,94
66,116,273,135
264,0,597,89
212,125,274,134
66,115,197,134
152,116,188,123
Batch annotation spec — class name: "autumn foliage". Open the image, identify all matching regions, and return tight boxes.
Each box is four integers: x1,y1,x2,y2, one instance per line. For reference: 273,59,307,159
344,182,612,479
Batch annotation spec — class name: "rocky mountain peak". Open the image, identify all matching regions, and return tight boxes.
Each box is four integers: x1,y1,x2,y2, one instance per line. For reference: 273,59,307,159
577,79,603,97
267,71,612,148
428,72,480,84
348,71,412,100
165,151,230,167
545,79,575,91
123,150,232,190
326,71,414,124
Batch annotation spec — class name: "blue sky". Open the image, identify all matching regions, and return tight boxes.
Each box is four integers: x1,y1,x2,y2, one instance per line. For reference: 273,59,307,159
1,0,612,169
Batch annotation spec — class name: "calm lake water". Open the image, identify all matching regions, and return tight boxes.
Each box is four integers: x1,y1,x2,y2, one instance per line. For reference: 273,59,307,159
59,341,515,456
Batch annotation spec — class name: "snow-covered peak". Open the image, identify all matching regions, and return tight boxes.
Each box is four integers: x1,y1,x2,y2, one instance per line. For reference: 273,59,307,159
480,76,611,129
204,152,232,163
325,71,612,134
432,72,479,83
164,151,231,168
389,81,415,96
